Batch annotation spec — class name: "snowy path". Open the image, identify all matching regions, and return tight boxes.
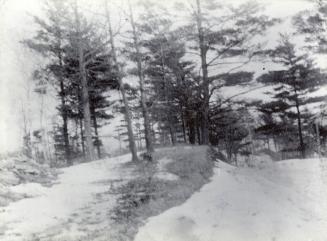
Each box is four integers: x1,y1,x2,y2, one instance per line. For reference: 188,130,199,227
135,158,327,241
0,154,133,241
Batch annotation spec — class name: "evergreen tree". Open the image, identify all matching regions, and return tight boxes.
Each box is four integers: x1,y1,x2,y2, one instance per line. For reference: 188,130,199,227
293,0,327,53
24,0,72,164
256,100,299,153
104,0,139,162
126,0,154,158
71,0,96,161
63,45,119,159
210,104,250,164
175,0,278,144
138,6,201,145
257,36,325,158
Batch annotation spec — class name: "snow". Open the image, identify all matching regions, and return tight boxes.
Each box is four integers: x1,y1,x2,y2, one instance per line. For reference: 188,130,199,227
135,158,327,241
0,153,133,241
154,172,179,181
0,155,57,191
2,150,327,241
154,157,179,181
9,183,48,198
0,155,58,208
0,170,20,186
157,157,174,171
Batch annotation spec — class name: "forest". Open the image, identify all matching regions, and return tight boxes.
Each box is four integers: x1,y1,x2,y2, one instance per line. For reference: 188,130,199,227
1,1,327,241
16,0,327,167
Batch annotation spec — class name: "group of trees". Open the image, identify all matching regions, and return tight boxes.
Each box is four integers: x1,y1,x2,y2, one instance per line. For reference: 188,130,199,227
22,0,327,166
24,0,121,164
256,36,325,158
255,0,327,159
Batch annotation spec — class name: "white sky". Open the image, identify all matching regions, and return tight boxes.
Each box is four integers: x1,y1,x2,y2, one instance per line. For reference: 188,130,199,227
0,0,319,153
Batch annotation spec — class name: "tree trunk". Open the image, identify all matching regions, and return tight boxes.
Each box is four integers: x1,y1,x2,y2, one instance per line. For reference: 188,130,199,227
128,0,154,156
196,0,210,145
188,113,196,144
116,65,138,161
79,116,85,156
169,125,177,145
293,79,305,158
105,0,138,162
196,114,202,144
74,0,95,161
315,121,321,157
91,107,101,159
159,43,177,145
58,50,71,165
60,80,71,165
295,99,305,158
180,106,187,143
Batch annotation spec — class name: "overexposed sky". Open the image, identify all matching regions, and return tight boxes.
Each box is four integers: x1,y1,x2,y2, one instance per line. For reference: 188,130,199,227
0,0,318,153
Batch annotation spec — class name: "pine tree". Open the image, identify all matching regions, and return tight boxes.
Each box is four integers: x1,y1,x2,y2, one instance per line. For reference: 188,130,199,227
137,5,200,145
126,0,154,158
63,46,118,159
104,0,139,162
257,36,325,158
256,100,299,153
24,0,72,165
175,0,278,144
293,0,327,53
71,0,96,161
210,105,250,164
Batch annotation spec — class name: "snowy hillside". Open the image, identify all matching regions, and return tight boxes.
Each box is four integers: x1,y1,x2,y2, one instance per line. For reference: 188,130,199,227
135,158,327,241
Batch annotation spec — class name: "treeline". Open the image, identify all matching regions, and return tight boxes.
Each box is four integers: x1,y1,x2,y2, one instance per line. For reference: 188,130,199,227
22,0,327,166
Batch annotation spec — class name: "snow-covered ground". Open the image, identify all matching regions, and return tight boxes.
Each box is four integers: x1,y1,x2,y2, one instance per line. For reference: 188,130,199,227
0,155,57,207
0,153,134,241
2,150,327,241
135,158,327,241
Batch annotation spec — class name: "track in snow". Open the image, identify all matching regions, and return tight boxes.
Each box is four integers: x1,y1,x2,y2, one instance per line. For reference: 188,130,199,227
0,153,133,241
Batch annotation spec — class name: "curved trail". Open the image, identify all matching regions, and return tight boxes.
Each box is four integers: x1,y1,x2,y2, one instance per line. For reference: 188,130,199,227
0,154,133,241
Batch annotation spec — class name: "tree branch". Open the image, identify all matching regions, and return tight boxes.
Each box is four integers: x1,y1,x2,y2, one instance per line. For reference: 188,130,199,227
210,85,267,116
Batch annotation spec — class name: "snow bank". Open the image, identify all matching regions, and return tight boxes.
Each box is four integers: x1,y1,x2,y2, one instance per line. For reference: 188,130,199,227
0,155,57,184
0,155,57,207
135,158,327,241
10,183,48,197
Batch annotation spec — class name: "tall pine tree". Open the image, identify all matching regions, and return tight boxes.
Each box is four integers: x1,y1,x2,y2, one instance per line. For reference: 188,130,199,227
257,36,325,158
